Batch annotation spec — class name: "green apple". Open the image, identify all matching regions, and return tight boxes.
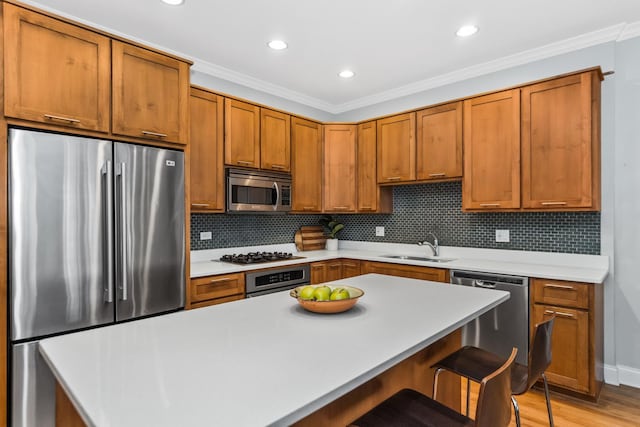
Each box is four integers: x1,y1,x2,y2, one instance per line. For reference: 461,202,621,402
299,285,316,300
330,288,351,300
313,285,332,301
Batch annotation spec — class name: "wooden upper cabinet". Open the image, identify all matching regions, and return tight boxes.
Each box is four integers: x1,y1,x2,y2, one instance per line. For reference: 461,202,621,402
377,113,416,183
324,125,357,212
521,71,601,210
224,99,261,168
3,3,110,132
463,89,521,211
291,117,323,212
260,109,291,172
112,41,189,144
357,122,392,213
189,87,224,212
416,102,462,181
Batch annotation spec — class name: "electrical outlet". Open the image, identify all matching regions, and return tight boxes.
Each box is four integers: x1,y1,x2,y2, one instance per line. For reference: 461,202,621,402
200,231,212,240
375,226,385,237
495,229,510,243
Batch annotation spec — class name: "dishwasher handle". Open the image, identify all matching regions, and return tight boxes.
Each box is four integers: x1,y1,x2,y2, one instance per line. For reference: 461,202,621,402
474,280,497,289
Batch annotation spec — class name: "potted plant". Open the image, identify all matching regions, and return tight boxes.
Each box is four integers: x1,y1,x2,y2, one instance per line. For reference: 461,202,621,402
319,215,344,251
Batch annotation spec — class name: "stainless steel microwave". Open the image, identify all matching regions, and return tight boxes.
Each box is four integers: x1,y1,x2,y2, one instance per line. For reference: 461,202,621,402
226,168,292,213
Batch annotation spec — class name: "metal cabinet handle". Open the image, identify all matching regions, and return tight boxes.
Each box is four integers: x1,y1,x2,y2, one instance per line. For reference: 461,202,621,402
480,203,501,207
428,173,446,177
191,203,211,208
541,201,568,206
271,164,286,170
118,163,128,301
141,130,167,138
359,206,373,210
543,284,575,290
103,161,114,303
237,160,253,166
544,309,575,319
386,176,402,181
44,114,80,124
302,206,316,210
332,206,349,210
208,278,233,284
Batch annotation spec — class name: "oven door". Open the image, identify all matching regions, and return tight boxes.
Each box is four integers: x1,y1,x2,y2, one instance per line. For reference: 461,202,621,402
245,265,310,295
227,171,290,213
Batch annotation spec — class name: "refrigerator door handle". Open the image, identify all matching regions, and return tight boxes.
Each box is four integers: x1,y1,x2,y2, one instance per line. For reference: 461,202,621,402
117,162,128,301
103,161,114,303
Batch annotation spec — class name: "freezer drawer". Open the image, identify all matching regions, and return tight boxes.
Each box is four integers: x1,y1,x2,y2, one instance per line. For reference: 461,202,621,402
12,342,55,427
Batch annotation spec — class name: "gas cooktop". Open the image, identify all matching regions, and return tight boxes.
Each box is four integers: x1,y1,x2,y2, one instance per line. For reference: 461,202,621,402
219,252,304,265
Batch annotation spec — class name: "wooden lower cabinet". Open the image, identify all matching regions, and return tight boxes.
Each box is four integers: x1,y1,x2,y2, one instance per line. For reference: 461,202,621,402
310,260,344,284
530,278,603,399
360,261,448,283
341,259,362,279
189,273,245,308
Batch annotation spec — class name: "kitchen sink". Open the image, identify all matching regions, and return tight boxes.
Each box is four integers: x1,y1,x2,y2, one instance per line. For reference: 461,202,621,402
381,255,456,263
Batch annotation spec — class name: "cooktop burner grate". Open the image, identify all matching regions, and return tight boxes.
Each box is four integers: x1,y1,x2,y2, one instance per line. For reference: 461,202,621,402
219,252,300,264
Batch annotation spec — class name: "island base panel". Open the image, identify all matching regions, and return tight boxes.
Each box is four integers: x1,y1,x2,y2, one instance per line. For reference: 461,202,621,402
294,330,461,427
56,383,86,427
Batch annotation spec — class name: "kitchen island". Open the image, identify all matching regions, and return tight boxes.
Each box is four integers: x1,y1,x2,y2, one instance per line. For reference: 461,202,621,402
39,274,509,426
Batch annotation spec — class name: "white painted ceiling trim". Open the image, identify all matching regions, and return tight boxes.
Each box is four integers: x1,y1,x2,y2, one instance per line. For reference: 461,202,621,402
18,0,640,114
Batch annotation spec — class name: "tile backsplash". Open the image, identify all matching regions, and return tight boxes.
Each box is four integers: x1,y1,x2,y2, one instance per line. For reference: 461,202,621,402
191,181,600,254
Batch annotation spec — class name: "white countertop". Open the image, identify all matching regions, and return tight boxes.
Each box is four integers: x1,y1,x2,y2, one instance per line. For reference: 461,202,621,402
39,274,508,427
190,241,609,284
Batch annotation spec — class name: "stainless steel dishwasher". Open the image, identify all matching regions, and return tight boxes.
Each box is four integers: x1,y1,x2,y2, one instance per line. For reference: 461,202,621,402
450,270,529,366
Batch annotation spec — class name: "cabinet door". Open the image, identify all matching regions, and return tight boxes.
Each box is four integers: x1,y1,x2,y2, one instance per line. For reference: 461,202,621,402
463,90,520,210
532,304,590,393
522,71,600,209
310,262,327,285
112,41,189,144
189,88,224,212
261,109,291,172
341,259,361,279
4,3,110,132
377,113,416,183
225,99,261,168
360,261,447,282
292,117,323,212
324,125,357,212
357,121,392,213
190,273,245,304
416,102,462,180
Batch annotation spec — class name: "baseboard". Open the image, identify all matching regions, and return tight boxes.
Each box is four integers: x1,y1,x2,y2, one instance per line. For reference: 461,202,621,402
604,364,640,388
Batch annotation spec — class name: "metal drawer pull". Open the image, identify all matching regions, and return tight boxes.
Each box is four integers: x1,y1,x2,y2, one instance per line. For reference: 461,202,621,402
302,206,316,210
544,309,575,319
543,284,575,290
141,130,167,138
541,201,568,206
333,206,349,210
359,206,373,210
480,203,500,207
386,176,402,181
191,203,211,207
208,278,232,284
44,114,80,124
237,160,253,166
428,173,446,177
271,164,286,169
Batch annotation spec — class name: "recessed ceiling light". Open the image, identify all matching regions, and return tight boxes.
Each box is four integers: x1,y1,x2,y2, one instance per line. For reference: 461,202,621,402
456,25,479,37
161,0,184,5
339,70,355,79
268,40,288,50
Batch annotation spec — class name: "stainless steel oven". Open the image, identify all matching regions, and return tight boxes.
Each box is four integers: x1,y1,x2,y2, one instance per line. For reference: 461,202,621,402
227,168,292,213
245,264,310,297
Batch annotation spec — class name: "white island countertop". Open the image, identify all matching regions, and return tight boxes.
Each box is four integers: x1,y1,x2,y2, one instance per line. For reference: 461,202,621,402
39,274,508,427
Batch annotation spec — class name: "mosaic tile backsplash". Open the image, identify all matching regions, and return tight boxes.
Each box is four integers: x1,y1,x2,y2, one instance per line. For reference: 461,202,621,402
191,181,600,254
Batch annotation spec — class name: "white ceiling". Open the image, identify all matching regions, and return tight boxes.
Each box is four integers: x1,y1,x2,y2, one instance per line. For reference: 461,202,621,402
22,0,640,113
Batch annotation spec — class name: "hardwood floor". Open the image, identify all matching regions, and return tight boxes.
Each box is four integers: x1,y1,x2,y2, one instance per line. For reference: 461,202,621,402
463,381,640,426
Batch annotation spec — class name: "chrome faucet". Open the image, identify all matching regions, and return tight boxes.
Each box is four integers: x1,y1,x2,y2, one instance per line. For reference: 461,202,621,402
418,233,439,257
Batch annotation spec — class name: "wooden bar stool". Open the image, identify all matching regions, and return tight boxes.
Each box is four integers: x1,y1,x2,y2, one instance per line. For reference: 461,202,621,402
432,316,555,427
350,347,517,427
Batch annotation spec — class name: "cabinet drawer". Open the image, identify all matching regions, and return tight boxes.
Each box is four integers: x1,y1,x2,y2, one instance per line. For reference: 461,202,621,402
360,261,448,283
190,294,244,309
190,273,245,303
532,278,590,309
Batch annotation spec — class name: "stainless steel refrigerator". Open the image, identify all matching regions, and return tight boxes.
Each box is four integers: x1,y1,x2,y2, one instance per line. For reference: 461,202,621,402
8,128,186,426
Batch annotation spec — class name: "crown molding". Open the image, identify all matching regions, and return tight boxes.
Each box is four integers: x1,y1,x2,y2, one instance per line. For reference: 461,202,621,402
618,21,640,41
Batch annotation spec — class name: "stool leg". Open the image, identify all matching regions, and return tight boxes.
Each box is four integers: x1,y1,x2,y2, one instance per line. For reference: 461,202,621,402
511,395,521,427
542,373,554,427
432,368,444,401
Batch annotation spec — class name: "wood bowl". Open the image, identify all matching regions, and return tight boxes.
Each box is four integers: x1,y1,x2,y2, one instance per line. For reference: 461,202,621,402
290,284,364,314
